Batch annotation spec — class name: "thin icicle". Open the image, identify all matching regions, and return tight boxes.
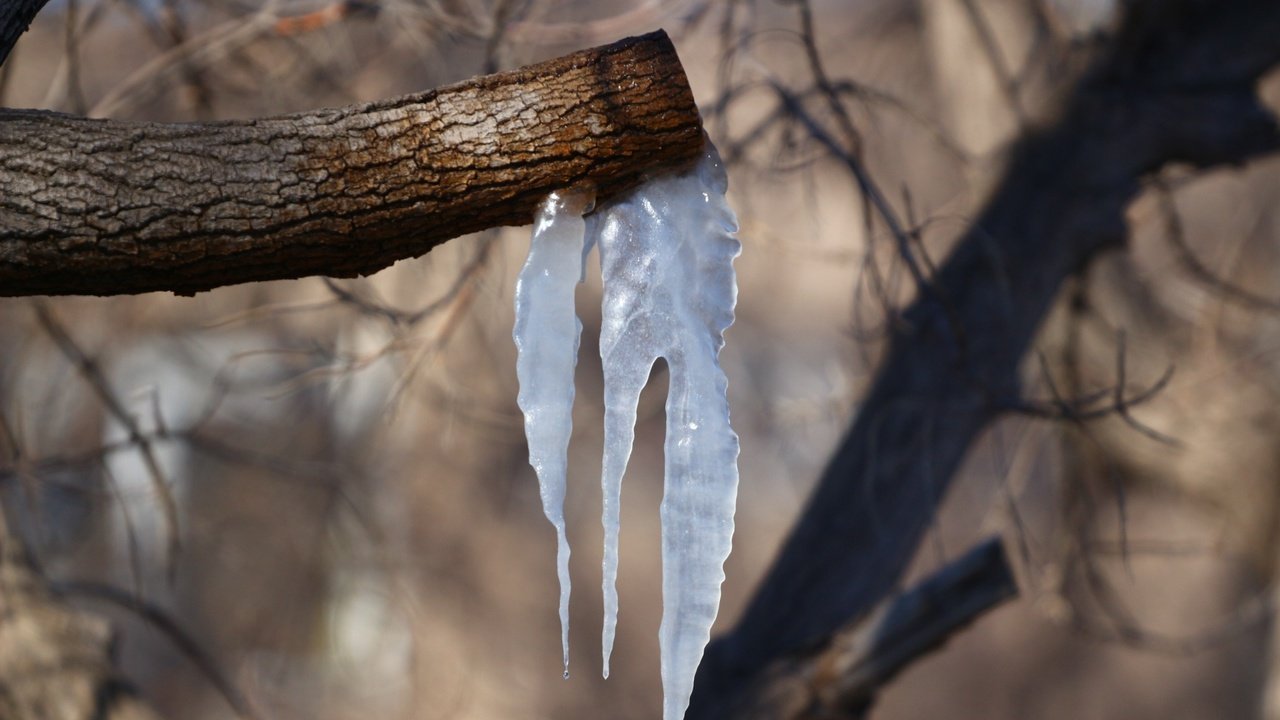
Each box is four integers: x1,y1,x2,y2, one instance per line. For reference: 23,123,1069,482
597,140,741,718
513,188,595,679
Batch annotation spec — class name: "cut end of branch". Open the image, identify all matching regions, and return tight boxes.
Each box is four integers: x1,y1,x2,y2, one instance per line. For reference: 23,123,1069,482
0,29,703,297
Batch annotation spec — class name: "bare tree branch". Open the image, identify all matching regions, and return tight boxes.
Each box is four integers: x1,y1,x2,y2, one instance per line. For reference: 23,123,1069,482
31,301,182,582
957,0,1030,127
0,0,50,68
1155,176,1280,312
0,29,702,297
740,538,1017,720
689,1,1280,716
53,580,260,720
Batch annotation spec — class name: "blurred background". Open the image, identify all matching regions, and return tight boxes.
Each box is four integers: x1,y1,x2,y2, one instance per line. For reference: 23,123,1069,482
4,0,1280,718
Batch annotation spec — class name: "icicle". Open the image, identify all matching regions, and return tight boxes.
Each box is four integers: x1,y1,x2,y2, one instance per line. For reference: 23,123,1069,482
513,187,596,679
514,138,741,717
597,140,741,719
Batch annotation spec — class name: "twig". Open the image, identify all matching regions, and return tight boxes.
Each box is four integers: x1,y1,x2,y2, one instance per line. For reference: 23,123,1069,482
1111,330,1180,445
789,1,934,298
89,4,281,118
322,232,496,328
55,580,262,720
766,81,932,300
1058,529,1272,655
1007,339,1177,436
957,0,1029,128
31,302,182,583
273,1,378,37
1155,177,1280,312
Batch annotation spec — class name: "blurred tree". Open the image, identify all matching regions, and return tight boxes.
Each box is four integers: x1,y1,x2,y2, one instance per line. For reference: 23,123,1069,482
689,1,1280,716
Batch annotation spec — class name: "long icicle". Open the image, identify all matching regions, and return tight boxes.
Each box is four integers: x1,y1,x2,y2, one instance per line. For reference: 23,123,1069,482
597,139,741,717
513,188,595,678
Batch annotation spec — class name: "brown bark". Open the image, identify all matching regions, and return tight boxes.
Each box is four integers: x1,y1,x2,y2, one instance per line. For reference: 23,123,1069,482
0,30,702,297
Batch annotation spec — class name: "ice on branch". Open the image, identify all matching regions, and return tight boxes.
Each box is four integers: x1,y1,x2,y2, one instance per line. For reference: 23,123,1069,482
514,139,741,720
513,188,596,678
596,141,741,720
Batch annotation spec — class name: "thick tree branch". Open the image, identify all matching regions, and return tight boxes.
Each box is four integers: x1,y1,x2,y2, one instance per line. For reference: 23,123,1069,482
743,538,1016,720
689,1,1280,716
0,0,49,68
0,30,702,296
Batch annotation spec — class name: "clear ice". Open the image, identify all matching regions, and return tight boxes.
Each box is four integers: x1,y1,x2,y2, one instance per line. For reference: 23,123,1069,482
513,188,596,678
514,139,740,720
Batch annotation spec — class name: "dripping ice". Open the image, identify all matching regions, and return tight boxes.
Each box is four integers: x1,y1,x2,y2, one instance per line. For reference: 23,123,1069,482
513,189,595,679
596,140,741,720
513,138,741,720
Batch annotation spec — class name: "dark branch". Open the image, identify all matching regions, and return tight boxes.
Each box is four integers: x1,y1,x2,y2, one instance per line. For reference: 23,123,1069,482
54,580,259,720
738,538,1017,719
0,0,49,68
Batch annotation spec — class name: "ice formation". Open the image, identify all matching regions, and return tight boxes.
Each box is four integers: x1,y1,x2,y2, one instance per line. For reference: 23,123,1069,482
514,139,740,720
513,189,596,678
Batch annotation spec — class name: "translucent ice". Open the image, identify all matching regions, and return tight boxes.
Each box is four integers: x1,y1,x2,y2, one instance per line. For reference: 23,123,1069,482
513,188,595,678
513,139,740,719
596,142,741,719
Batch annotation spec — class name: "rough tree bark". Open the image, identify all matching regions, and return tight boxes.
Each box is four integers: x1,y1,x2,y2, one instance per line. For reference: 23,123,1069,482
687,1,1280,716
0,29,702,296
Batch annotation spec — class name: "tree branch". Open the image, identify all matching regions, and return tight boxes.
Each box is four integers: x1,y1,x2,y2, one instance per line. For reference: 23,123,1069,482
689,1,1280,715
0,29,703,296
742,538,1017,719
0,0,49,68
